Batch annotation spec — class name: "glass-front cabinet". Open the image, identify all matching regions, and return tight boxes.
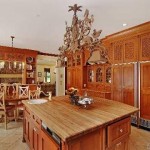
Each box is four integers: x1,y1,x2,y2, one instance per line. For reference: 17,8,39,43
88,68,94,82
96,67,103,83
106,67,111,84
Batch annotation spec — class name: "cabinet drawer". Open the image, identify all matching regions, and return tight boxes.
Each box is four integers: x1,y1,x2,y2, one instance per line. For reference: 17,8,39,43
107,117,130,147
32,113,41,128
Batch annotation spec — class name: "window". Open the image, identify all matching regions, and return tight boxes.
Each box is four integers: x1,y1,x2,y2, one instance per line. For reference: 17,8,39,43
44,68,50,82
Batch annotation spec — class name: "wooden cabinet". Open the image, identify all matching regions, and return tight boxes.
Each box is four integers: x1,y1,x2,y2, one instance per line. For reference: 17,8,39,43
113,41,124,64
140,62,150,120
23,106,60,150
66,51,83,92
24,107,41,150
41,129,60,150
66,49,111,97
107,138,129,150
106,117,130,150
23,97,138,150
124,37,138,63
68,129,104,150
111,64,135,106
139,33,150,61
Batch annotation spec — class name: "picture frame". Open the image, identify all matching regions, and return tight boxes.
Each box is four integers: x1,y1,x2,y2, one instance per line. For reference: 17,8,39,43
38,72,42,77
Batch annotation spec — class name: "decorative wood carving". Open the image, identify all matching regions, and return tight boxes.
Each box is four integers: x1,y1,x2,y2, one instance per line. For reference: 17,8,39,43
107,43,113,63
113,41,123,63
102,22,150,63
125,42,134,59
0,61,23,74
140,33,150,60
5,53,25,61
124,37,138,62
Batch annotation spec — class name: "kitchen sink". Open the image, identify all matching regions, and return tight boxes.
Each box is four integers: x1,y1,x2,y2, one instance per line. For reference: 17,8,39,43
28,99,48,104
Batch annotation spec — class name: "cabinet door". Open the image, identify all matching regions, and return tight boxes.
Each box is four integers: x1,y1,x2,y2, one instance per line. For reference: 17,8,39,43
111,65,122,102
112,64,135,105
140,62,150,120
24,114,31,145
68,129,103,150
139,33,150,61
124,37,138,63
113,41,123,64
107,138,129,150
75,67,83,91
40,129,60,150
67,68,72,88
31,124,40,150
122,64,134,106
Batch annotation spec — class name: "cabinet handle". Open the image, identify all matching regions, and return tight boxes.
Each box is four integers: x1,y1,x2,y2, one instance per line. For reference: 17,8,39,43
116,142,122,147
120,129,123,133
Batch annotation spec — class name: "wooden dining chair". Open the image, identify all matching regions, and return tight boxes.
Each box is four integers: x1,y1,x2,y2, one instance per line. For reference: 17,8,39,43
29,84,41,100
0,83,5,92
16,85,29,120
19,85,29,99
5,83,18,98
0,91,16,129
29,89,40,100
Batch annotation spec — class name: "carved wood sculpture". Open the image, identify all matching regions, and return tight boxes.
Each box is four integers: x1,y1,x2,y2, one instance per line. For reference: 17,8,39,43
57,4,109,66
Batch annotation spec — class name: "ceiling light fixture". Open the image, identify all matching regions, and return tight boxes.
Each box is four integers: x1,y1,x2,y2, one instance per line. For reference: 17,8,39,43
123,23,127,27
57,4,109,67
11,36,15,47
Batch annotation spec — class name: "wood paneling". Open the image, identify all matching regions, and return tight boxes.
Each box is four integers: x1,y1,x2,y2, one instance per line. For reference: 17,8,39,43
102,22,150,64
111,65,122,102
113,41,124,64
112,64,134,106
139,33,150,61
122,64,134,106
124,37,139,63
140,62,150,120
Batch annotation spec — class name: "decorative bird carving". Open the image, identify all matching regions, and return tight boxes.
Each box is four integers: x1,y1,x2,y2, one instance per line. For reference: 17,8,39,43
68,4,82,15
92,29,102,39
91,15,94,23
84,9,89,18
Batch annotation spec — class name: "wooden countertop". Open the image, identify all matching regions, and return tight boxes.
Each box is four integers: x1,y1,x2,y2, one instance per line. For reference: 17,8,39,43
22,96,138,141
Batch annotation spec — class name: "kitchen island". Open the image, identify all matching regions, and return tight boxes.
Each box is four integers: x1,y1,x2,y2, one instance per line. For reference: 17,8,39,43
22,96,138,150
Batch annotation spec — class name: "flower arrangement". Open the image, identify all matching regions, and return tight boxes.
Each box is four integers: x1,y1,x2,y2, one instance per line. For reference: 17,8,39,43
66,87,78,96
66,87,79,105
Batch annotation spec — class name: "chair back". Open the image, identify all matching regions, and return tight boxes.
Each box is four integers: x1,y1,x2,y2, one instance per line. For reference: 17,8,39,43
29,90,40,100
19,85,29,99
0,83,5,92
5,83,18,98
28,84,41,100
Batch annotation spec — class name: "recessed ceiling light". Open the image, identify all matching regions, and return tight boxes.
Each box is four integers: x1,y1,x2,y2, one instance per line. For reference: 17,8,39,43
123,23,127,27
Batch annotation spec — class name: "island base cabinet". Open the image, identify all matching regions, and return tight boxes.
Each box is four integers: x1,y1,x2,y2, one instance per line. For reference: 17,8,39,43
23,109,41,150
67,128,105,150
23,107,60,150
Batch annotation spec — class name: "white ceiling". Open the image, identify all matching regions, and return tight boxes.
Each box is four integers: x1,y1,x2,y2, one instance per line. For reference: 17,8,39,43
0,0,150,54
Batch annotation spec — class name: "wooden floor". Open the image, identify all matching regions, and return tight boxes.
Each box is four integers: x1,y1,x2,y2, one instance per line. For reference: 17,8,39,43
0,121,150,150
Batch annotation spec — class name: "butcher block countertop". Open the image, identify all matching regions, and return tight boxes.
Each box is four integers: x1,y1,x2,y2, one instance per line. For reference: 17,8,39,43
22,96,138,141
